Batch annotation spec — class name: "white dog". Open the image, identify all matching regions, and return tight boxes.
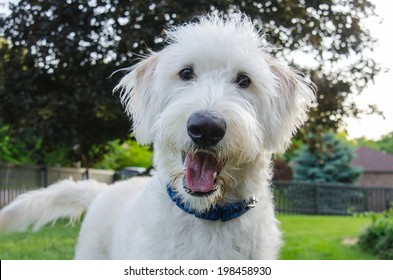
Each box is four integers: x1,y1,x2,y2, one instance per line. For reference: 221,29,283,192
0,13,315,259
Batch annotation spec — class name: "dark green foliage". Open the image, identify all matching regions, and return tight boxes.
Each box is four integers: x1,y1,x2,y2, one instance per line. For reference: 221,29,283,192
0,120,32,163
0,0,380,166
359,207,393,259
0,120,79,166
292,132,361,183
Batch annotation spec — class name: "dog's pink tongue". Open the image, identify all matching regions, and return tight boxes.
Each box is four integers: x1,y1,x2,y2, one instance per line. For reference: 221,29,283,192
184,153,222,193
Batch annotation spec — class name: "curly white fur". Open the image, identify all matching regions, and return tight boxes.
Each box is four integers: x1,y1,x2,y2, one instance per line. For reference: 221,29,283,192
0,13,315,260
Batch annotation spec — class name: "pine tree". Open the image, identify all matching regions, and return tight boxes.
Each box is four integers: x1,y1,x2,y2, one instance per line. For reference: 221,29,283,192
292,133,361,184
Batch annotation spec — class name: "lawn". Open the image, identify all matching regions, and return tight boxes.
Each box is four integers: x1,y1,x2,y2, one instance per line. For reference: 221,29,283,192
0,220,80,260
0,215,377,260
277,215,377,260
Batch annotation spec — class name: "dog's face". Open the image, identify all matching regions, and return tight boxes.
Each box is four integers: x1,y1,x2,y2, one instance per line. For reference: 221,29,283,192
116,14,315,212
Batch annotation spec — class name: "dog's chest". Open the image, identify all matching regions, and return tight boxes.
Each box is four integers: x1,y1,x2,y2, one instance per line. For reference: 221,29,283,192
110,199,259,259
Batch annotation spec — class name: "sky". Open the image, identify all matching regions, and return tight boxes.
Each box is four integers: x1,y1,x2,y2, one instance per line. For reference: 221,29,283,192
345,0,393,140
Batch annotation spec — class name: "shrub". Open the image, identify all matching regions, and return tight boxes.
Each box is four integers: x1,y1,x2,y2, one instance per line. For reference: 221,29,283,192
358,206,393,259
94,138,153,170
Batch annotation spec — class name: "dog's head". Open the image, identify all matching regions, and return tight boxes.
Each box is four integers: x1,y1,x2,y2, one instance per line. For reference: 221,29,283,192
116,13,316,213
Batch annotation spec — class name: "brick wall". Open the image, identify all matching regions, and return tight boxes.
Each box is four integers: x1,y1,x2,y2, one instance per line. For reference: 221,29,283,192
357,172,393,187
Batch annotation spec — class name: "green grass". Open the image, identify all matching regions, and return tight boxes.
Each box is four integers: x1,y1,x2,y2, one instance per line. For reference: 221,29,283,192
0,220,80,260
277,215,377,260
0,215,377,260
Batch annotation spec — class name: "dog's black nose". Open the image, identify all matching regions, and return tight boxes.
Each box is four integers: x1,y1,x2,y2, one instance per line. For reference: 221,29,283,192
187,111,226,147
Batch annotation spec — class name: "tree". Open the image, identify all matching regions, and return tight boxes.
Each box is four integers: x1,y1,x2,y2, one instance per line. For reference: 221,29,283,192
0,121,30,163
376,132,393,155
291,132,361,183
0,0,380,166
354,131,393,155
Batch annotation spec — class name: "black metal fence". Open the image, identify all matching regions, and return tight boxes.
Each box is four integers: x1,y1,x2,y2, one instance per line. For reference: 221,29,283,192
2,163,393,214
273,181,393,215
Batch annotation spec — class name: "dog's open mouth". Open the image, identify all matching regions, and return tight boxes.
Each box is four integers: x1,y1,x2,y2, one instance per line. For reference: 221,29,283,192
182,152,224,197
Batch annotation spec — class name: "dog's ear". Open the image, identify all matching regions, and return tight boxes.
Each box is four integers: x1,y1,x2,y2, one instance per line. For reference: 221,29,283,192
266,58,316,153
115,53,159,145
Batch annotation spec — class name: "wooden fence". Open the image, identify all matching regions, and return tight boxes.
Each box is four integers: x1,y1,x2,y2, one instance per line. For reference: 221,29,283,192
1,163,393,214
0,163,115,207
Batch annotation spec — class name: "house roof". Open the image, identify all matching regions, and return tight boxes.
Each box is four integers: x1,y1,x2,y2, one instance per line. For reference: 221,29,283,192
351,147,393,172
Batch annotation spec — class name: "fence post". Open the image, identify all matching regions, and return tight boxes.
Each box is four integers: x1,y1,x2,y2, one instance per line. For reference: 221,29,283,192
316,184,320,214
41,166,48,188
364,187,369,212
83,169,89,180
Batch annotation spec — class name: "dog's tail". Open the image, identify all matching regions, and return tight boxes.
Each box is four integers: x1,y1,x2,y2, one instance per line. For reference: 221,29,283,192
0,179,108,233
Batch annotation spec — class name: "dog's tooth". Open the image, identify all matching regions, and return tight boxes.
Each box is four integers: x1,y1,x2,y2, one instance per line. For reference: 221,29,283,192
213,172,217,180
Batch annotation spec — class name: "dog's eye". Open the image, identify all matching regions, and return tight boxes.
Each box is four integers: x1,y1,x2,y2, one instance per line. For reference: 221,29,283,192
235,74,251,89
179,67,195,81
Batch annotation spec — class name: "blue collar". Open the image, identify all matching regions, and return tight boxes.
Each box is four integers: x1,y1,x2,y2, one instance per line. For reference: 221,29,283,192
166,184,258,222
